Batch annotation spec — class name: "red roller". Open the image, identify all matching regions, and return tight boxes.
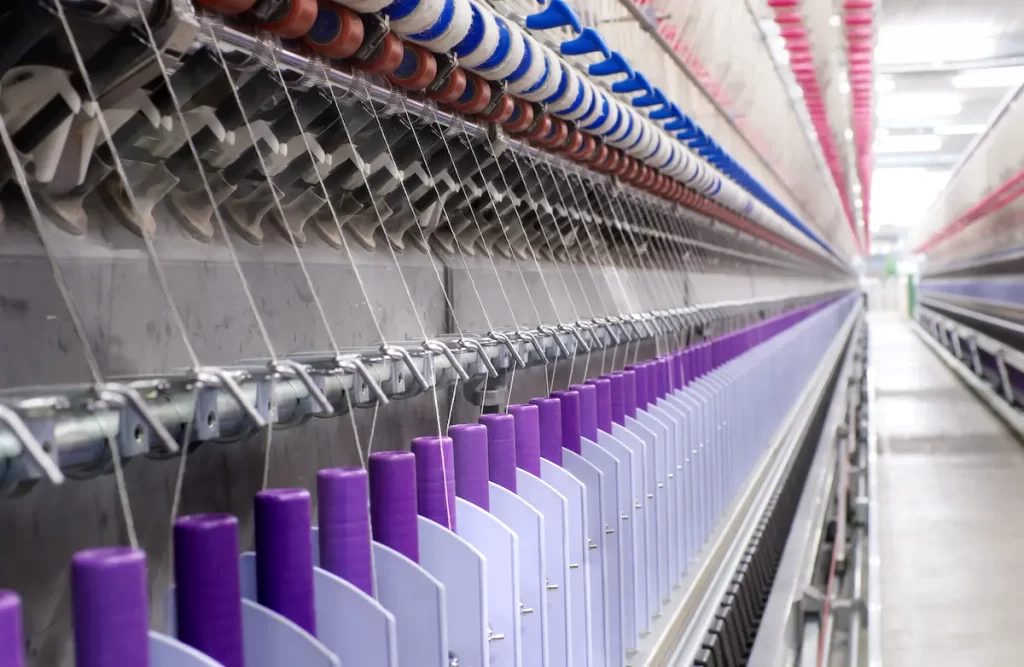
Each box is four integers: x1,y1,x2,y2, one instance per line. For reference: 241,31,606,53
427,68,468,105
196,0,255,14
536,118,569,149
303,3,364,59
255,0,318,38
523,114,553,143
558,130,585,156
449,74,492,115
387,43,438,91
352,32,404,75
502,99,535,134
478,93,515,123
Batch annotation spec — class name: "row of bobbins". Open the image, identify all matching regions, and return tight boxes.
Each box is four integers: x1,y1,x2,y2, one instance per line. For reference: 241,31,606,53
189,0,704,207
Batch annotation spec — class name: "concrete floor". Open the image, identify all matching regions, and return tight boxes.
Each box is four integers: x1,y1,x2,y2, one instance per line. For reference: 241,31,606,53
871,313,1024,665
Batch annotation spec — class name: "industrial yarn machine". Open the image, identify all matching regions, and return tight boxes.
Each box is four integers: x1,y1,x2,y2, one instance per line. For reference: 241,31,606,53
0,0,873,666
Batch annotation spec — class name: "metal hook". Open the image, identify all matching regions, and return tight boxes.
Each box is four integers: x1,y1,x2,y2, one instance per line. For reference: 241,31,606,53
516,329,548,363
193,366,267,430
577,321,604,350
272,360,334,414
97,383,180,454
458,338,498,378
382,345,430,392
593,317,621,346
0,403,64,484
558,323,591,353
489,331,528,369
335,355,390,406
536,324,571,359
422,340,471,382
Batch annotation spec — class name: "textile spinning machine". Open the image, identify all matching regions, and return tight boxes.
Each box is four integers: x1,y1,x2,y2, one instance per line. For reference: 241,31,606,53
0,0,868,666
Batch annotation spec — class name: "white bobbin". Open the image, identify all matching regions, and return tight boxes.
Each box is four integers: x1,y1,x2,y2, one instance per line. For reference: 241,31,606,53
473,19,526,81
408,0,474,52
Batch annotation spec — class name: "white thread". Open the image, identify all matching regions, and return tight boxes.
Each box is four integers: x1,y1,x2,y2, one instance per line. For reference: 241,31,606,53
391,0,446,38
519,47,563,103
474,20,526,81
505,36,547,95
546,67,581,114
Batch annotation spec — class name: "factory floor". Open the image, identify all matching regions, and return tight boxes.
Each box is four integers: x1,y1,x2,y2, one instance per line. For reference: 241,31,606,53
871,312,1024,665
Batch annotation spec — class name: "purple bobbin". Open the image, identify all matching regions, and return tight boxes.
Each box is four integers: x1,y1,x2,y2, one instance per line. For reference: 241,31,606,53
318,468,374,596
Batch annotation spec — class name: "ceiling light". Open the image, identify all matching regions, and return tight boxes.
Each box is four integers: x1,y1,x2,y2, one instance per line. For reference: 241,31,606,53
873,134,943,153
877,94,962,118
845,129,854,139
875,127,890,137
875,76,895,93
830,14,840,27
933,123,988,136
951,66,1024,89
875,24,996,65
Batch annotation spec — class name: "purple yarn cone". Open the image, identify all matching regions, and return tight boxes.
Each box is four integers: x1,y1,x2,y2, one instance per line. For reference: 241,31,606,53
570,383,598,442
317,468,374,596
0,591,24,667
551,390,581,454
254,489,316,635
369,451,419,562
411,436,457,531
174,514,245,667
531,397,563,465
587,377,612,432
71,547,150,667
622,369,638,418
607,373,626,425
449,424,491,510
480,413,517,492
626,364,647,410
507,404,541,477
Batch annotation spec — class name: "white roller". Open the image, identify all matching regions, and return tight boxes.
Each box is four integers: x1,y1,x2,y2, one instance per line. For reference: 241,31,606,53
340,0,392,16
520,47,563,103
474,20,526,81
506,35,548,94
456,4,500,69
559,78,594,122
408,0,474,53
391,0,446,38
546,66,580,114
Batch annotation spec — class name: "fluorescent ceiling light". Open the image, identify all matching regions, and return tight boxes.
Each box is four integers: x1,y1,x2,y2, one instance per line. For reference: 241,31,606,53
844,129,854,139
875,127,890,137
934,123,987,136
839,79,850,94
830,14,840,27
873,134,943,153
951,66,1024,89
877,94,962,119
876,24,996,65
875,76,895,93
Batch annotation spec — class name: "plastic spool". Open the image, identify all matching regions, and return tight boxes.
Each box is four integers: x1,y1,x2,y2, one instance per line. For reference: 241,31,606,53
502,98,535,134
369,451,420,562
507,404,542,477
585,377,612,433
537,117,569,149
408,0,473,52
253,0,319,38
174,514,246,667
254,489,317,635
0,591,24,667
478,93,515,123
351,31,404,75
197,0,256,14
449,424,491,511
387,43,438,90
340,0,391,14
427,66,468,104
605,102,632,144
479,413,518,492
410,436,458,531
558,129,584,156
474,17,527,81
387,0,443,35
530,396,563,465
591,98,620,137
71,547,150,667
317,468,375,597
570,384,598,442
304,2,364,59
448,72,492,115
604,373,626,426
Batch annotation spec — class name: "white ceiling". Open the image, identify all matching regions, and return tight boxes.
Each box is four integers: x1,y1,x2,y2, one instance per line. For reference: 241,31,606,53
867,0,1024,255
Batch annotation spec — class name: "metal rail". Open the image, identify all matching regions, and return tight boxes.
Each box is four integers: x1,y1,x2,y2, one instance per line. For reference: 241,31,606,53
0,291,846,490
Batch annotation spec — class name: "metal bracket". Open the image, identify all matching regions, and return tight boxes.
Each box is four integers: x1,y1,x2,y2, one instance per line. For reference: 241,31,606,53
489,331,528,369
536,324,571,359
96,383,181,456
558,323,590,353
192,366,267,433
458,338,498,378
272,360,334,414
0,404,64,485
382,345,431,393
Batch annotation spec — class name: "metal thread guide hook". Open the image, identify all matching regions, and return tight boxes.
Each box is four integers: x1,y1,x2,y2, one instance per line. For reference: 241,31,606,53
0,404,64,485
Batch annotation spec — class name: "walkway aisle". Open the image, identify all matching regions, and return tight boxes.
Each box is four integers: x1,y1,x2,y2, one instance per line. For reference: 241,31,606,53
871,312,1024,665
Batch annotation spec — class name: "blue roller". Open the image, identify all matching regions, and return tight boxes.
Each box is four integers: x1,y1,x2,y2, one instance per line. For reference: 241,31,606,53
525,0,582,33
649,100,678,121
560,27,610,57
632,86,667,109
